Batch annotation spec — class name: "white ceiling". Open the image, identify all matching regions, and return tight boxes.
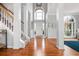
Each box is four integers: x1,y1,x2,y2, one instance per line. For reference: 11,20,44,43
48,3,79,15
48,3,57,15
3,3,79,15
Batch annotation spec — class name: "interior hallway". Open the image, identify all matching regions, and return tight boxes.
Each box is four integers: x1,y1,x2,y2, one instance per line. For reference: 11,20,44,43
0,36,79,56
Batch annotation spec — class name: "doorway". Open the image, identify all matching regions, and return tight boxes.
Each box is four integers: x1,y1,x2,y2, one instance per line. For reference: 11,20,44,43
33,9,45,36
34,22,44,36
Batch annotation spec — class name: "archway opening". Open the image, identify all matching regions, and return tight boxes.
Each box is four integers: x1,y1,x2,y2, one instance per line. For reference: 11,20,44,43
64,16,76,39
34,9,45,36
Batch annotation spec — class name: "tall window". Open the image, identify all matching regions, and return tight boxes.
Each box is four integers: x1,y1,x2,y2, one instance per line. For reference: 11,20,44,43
64,16,76,38
34,10,44,20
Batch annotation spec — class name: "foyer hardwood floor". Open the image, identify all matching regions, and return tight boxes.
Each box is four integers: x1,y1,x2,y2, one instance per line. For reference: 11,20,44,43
0,37,79,56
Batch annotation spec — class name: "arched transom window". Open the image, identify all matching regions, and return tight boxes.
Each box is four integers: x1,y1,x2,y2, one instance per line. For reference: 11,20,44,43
34,9,44,20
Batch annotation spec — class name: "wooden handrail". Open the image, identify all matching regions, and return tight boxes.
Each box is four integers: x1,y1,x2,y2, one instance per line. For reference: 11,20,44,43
0,3,13,15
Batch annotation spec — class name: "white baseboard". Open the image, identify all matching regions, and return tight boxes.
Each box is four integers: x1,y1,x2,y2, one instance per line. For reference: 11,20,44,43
47,37,56,39
7,45,13,48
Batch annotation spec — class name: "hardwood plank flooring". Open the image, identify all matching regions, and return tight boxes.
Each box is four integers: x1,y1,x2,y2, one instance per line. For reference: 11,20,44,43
0,37,79,56
64,45,79,56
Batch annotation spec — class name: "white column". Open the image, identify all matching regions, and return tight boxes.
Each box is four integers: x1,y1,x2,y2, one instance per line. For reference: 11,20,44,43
44,13,46,37
21,4,26,33
28,11,31,37
56,4,64,49
13,3,21,49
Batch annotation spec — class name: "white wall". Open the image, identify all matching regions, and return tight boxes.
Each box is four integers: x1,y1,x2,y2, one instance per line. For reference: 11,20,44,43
63,3,79,14
47,14,56,38
13,3,24,49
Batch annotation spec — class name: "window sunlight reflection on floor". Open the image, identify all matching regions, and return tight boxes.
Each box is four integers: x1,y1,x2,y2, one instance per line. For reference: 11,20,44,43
34,36,45,56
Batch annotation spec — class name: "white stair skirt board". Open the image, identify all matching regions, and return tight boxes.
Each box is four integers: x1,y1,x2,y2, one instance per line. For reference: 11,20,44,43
20,39,25,48
19,35,30,48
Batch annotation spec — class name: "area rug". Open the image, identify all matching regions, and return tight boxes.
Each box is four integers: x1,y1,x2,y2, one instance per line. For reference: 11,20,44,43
64,41,79,52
